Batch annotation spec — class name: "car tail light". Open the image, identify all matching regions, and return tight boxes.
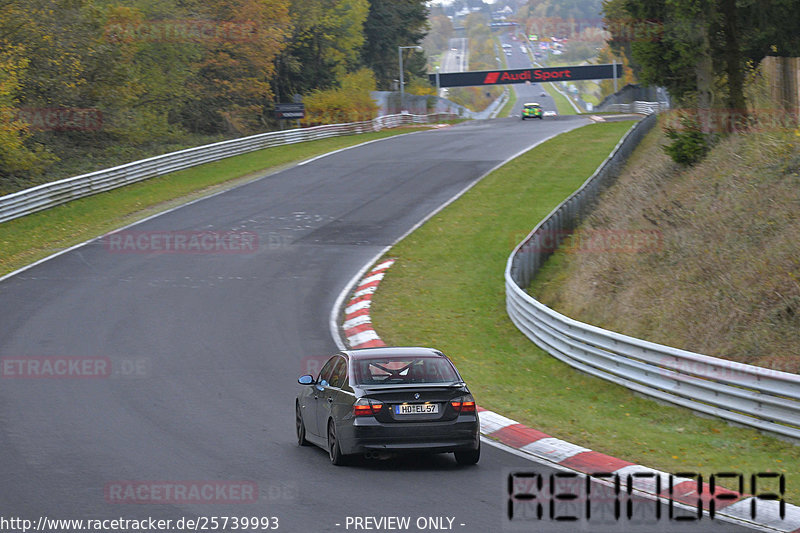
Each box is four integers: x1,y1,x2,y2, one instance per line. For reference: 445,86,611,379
451,394,476,413
353,398,383,417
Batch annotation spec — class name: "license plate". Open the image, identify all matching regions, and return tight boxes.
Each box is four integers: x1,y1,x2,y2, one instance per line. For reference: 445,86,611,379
395,403,439,415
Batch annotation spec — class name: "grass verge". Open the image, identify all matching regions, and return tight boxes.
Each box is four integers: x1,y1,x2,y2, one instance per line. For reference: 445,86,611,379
369,120,799,502
0,127,430,276
498,88,517,118
532,120,800,367
543,83,578,116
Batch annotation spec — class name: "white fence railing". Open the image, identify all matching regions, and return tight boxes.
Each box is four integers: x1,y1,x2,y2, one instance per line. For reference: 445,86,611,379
505,114,800,440
0,112,457,224
604,101,668,114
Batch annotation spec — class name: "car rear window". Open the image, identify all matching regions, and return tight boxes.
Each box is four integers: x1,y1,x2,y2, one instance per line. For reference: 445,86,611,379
351,356,461,385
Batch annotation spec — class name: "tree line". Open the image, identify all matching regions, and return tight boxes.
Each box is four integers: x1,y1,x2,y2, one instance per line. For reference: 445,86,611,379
0,0,429,193
603,0,799,129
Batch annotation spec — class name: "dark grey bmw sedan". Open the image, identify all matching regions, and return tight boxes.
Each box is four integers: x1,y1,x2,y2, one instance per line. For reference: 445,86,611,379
295,347,480,466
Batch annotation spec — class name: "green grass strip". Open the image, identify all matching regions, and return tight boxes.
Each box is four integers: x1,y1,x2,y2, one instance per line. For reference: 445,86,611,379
0,127,429,276
490,37,515,118
543,82,577,116
498,88,517,118
370,121,799,502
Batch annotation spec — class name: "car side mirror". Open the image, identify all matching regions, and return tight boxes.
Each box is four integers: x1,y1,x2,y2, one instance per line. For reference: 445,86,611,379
298,374,315,385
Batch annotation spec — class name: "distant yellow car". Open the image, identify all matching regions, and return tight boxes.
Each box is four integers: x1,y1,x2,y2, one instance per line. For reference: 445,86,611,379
521,102,543,120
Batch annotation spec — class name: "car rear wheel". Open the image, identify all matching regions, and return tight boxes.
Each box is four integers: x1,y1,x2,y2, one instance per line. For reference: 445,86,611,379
328,420,347,466
296,402,310,446
454,443,480,465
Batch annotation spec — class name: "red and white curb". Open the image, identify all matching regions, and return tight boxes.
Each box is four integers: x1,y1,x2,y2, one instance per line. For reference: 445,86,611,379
339,259,800,532
342,259,395,349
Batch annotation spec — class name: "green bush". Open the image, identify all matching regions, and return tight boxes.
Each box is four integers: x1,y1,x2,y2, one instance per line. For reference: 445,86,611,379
662,115,712,166
303,68,378,125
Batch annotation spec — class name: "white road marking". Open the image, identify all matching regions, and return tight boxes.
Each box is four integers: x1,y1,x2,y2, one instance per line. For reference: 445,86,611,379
359,272,385,286
352,286,377,298
347,330,380,346
343,315,371,330
344,300,371,315
520,437,590,463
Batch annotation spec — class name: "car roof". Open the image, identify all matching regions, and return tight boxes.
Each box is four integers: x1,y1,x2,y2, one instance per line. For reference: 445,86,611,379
524,102,540,106
343,346,446,360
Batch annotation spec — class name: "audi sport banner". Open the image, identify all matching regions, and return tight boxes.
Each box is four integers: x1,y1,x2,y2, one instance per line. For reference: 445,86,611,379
429,64,623,88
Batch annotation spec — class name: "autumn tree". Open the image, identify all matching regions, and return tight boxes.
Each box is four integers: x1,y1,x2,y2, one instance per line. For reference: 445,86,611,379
0,0,439,191
422,13,454,55
273,0,369,103
303,68,378,124
182,0,290,134
361,0,429,89
606,0,800,114
0,47,55,188
522,0,603,20
101,4,203,141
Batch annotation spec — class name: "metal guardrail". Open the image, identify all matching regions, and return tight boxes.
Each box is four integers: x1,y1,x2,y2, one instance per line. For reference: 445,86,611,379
0,112,457,224
505,114,800,440
605,101,668,114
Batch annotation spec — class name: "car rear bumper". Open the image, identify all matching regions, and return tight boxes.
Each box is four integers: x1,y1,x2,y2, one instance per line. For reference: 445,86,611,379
339,416,479,455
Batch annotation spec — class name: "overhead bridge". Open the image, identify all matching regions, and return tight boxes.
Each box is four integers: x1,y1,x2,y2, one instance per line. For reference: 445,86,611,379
429,63,623,88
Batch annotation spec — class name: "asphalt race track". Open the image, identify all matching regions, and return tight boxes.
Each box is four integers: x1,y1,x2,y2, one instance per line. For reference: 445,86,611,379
0,60,756,533
0,115,577,528
501,33,560,117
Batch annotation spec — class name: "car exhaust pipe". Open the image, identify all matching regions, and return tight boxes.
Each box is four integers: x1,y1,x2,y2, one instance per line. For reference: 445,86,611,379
364,451,393,460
